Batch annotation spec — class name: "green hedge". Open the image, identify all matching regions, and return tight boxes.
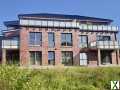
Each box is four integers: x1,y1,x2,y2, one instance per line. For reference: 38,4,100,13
0,66,119,90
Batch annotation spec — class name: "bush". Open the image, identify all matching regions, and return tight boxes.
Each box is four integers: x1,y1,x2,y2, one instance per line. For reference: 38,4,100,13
0,66,119,90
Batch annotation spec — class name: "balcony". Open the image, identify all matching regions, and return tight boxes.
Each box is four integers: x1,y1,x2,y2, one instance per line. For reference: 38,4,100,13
79,25,119,32
2,40,19,49
20,19,119,32
89,41,120,49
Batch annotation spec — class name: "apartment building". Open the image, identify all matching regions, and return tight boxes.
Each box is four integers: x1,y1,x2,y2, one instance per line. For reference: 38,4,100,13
1,13,120,66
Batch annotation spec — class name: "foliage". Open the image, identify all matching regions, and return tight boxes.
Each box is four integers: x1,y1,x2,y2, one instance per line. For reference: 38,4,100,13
0,66,119,90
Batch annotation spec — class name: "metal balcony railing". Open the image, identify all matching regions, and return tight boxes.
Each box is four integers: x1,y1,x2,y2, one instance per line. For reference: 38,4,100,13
2,40,19,49
89,41,120,49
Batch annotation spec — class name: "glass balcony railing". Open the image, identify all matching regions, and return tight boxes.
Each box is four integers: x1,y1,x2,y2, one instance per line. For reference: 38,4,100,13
20,19,119,31
2,40,19,49
89,41,120,49
79,25,119,32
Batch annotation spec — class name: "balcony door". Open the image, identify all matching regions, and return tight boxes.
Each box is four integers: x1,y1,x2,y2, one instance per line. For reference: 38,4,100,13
62,51,73,66
101,50,112,65
80,53,87,66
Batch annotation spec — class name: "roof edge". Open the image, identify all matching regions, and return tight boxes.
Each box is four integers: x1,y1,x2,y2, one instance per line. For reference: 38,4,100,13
18,13,113,23
4,20,19,26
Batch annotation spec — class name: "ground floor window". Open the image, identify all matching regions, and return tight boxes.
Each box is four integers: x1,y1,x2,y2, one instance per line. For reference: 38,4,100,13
62,51,73,66
30,51,42,65
48,51,55,65
80,52,88,65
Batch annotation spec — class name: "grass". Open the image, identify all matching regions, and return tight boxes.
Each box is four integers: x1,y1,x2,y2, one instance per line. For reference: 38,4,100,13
0,66,119,90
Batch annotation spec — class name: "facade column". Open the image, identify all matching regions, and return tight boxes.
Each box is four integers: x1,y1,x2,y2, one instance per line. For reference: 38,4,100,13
73,49,80,66
72,30,80,66
117,50,120,65
111,50,117,65
42,51,48,65
55,30,62,65
2,49,6,65
42,28,48,65
20,27,29,66
55,50,62,65
98,49,101,66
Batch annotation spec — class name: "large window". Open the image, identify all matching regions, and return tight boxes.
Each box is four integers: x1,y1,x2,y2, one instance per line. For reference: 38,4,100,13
62,51,73,66
79,35,88,48
48,51,55,65
61,33,72,46
30,51,42,65
97,36,111,41
48,32,55,48
29,32,42,46
80,53,88,65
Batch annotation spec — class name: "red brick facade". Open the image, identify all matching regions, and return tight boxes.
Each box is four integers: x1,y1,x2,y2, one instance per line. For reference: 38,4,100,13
18,27,119,66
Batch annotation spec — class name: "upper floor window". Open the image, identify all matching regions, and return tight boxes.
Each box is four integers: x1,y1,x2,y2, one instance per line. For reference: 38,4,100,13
29,32,42,46
97,36,111,41
48,32,55,48
79,35,88,48
61,33,72,46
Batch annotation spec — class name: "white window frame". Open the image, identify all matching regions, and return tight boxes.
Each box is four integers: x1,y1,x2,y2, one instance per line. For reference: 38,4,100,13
80,53,88,65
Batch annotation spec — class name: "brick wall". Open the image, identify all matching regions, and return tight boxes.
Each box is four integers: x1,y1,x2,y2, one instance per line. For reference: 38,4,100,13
20,27,29,66
111,50,117,64
18,27,118,66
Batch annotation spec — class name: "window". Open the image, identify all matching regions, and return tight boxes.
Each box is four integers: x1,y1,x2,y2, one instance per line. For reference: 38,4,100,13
48,32,55,48
30,51,42,65
61,33,72,46
48,51,55,65
62,51,73,66
79,35,88,48
29,32,42,46
80,53,87,65
97,36,111,41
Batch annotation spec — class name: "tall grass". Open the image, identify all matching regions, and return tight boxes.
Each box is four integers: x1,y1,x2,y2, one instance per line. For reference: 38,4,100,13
0,66,120,90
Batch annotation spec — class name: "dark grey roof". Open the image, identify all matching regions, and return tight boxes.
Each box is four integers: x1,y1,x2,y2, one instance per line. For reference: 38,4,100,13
18,13,113,22
4,20,19,26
